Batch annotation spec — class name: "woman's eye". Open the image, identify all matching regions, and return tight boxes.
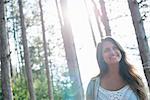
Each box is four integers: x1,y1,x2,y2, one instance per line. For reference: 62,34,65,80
103,48,110,53
103,46,118,53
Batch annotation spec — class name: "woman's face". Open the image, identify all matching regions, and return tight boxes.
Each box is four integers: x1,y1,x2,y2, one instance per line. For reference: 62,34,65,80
102,41,122,65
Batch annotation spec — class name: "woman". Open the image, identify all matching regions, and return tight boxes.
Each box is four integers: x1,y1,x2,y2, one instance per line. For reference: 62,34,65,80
86,37,147,100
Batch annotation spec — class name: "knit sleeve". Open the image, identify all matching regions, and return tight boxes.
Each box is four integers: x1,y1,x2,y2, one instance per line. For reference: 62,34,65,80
86,79,95,100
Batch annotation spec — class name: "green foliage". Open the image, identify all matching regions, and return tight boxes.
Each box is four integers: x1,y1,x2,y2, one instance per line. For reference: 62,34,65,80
34,79,48,100
29,36,49,99
29,35,73,99
53,83,64,100
0,80,3,99
12,76,29,100
29,36,44,66
34,69,49,100
33,69,74,100
53,82,77,100
52,74,75,100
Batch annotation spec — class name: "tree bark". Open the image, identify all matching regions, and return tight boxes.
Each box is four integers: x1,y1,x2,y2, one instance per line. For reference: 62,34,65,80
0,0,13,99
59,0,84,99
127,0,150,89
39,0,54,99
99,0,111,36
18,0,36,99
91,0,104,40
84,0,97,47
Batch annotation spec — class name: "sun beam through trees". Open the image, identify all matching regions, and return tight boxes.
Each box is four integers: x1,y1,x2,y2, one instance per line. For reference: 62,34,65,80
0,0,150,99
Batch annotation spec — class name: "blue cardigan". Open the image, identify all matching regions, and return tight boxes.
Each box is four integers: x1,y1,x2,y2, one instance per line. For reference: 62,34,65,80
86,76,139,100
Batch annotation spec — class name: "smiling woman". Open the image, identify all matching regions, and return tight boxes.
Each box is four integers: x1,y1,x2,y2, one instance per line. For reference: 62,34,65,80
53,0,149,99
86,37,148,100
101,41,122,65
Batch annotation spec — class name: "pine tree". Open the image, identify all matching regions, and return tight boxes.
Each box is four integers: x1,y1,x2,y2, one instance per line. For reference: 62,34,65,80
127,0,150,89
57,0,84,99
18,0,36,99
39,0,54,99
99,0,111,36
0,0,13,99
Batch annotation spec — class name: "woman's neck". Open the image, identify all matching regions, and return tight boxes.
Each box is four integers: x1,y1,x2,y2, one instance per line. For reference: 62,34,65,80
107,63,120,74
100,64,126,91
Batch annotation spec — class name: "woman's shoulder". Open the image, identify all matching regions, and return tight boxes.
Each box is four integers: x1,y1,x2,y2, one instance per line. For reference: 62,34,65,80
86,75,100,100
87,75,100,91
91,74,100,81
87,75,100,89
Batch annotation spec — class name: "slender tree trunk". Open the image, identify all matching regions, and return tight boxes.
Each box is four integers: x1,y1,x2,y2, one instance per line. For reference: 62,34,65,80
59,0,84,99
0,0,13,99
55,0,63,26
127,0,150,89
91,0,103,40
39,0,54,99
0,68,2,80
99,0,111,36
18,0,36,99
84,0,97,47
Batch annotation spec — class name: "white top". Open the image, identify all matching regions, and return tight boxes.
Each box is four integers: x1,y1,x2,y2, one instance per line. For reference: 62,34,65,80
97,85,139,100
86,77,140,100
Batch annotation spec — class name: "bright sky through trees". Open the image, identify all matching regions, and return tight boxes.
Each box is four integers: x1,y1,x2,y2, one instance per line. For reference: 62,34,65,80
9,0,150,95
67,0,150,94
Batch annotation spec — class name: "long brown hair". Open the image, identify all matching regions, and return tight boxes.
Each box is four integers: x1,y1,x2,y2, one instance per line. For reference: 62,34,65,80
96,37,147,100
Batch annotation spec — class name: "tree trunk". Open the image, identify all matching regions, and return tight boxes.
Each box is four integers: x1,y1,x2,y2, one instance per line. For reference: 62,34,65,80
127,0,150,89
39,0,54,99
55,0,63,27
18,0,36,99
0,0,13,99
91,0,103,40
84,0,97,47
99,0,111,36
59,0,84,99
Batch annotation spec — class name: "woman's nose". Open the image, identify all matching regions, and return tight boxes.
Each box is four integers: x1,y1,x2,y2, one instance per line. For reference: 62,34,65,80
110,48,115,55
